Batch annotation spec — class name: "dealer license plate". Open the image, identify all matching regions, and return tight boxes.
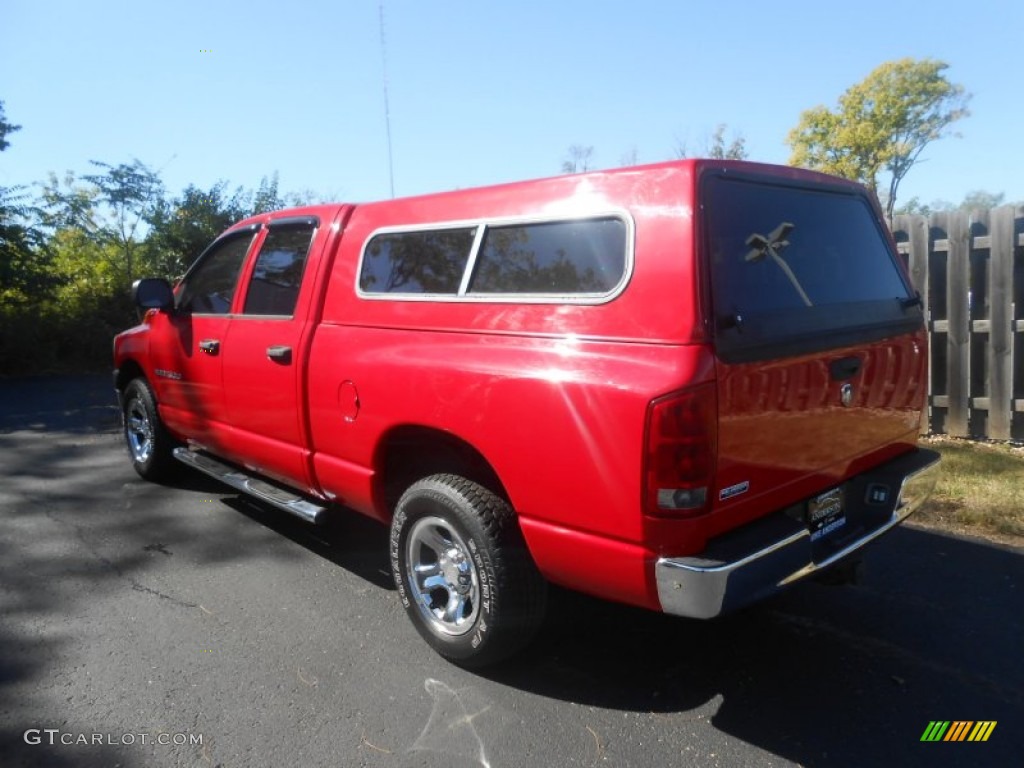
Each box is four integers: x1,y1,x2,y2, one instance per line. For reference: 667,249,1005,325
807,487,846,541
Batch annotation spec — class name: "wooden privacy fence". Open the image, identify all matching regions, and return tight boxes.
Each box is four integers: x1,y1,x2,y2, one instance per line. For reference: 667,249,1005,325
891,206,1024,440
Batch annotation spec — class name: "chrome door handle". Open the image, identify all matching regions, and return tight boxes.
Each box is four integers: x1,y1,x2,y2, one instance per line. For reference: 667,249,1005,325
199,339,220,355
266,345,292,362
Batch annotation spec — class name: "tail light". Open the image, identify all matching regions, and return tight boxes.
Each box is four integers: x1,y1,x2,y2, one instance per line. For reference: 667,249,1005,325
643,383,717,517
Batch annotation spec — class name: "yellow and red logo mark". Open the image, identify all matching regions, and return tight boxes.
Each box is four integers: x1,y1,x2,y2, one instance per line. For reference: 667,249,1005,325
921,721,996,742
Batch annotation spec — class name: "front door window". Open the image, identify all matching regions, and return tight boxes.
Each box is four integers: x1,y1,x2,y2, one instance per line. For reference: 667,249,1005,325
177,232,255,314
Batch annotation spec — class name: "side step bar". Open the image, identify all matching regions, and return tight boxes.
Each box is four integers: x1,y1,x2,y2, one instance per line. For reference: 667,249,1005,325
172,447,328,525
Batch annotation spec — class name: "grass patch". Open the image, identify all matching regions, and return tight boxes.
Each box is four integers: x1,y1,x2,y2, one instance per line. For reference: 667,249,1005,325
915,436,1024,542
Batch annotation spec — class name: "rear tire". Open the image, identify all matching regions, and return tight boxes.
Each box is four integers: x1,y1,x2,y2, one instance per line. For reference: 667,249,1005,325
390,474,547,667
122,378,179,482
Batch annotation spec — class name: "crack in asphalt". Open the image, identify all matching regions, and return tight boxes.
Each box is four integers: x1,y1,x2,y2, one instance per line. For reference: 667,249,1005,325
38,504,198,610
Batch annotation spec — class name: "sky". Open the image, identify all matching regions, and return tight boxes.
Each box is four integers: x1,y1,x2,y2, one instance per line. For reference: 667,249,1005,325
2,0,1022,210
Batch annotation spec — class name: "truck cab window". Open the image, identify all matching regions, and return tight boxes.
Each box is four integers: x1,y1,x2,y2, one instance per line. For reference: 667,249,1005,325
177,232,255,314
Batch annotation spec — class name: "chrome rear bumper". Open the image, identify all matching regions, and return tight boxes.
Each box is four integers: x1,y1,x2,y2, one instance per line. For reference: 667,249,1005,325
656,448,941,619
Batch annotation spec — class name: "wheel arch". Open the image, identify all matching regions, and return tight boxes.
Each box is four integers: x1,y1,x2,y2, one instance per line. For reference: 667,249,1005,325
114,359,146,394
373,425,510,520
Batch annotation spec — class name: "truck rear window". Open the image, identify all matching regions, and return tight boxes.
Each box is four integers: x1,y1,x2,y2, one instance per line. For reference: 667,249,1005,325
703,175,919,362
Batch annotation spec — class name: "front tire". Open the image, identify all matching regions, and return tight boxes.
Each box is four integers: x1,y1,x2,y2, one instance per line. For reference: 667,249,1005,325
122,378,178,481
390,474,547,667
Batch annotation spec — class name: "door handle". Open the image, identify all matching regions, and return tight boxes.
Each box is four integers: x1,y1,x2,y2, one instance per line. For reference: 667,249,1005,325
199,339,220,355
266,345,292,363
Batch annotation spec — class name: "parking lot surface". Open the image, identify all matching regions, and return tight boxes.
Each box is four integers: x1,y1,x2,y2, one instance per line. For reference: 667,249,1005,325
1,375,1021,767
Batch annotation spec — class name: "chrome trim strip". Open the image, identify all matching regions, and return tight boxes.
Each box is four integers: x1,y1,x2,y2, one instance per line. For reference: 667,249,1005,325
687,530,810,576
778,507,909,585
655,453,941,618
355,208,636,305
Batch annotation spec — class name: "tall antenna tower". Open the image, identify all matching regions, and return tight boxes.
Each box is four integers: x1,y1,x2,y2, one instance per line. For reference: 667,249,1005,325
379,2,396,199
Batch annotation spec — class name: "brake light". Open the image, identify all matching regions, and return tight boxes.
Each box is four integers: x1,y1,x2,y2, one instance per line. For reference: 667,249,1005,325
643,383,718,516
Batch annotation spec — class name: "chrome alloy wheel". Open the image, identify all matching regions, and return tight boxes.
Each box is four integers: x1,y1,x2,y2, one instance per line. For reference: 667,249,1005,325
125,398,154,464
405,515,481,637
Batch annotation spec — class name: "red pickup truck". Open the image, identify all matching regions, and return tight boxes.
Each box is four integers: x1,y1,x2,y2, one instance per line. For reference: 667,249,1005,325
114,159,939,666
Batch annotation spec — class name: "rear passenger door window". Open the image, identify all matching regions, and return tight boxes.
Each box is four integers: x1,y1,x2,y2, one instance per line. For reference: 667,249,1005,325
242,222,316,316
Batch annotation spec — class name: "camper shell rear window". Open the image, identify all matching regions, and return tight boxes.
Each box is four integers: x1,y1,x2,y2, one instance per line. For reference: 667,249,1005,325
702,173,921,363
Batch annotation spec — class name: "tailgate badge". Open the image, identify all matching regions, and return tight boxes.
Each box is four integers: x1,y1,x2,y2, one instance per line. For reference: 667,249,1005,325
840,383,854,407
719,480,750,501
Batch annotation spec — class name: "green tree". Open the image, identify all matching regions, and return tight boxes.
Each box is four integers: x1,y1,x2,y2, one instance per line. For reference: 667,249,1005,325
38,171,102,234
82,159,164,284
0,120,134,373
1,102,53,309
251,172,285,214
39,159,164,289
45,227,134,367
146,182,250,278
48,227,125,308
787,58,970,217
0,184,51,307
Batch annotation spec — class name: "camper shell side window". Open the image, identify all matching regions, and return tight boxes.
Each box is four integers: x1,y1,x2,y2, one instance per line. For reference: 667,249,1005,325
357,212,633,303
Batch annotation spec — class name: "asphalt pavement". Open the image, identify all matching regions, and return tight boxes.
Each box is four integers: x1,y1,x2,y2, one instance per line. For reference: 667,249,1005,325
1,375,1021,767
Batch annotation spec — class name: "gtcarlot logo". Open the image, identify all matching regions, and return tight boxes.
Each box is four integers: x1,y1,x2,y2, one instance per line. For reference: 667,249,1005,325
24,729,204,747
920,721,996,742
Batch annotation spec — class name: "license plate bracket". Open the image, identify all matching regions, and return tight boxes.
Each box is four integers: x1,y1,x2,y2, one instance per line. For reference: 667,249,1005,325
807,487,846,541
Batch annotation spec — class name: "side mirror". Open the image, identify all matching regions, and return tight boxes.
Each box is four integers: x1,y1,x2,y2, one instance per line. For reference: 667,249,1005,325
132,278,175,311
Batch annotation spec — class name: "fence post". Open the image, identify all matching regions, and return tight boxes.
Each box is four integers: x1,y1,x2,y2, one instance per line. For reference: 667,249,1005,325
905,215,931,434
940,212,971,436
988,206,1015,439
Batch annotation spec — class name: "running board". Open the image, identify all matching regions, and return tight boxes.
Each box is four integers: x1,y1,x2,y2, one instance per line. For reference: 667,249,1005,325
172,447,328,524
